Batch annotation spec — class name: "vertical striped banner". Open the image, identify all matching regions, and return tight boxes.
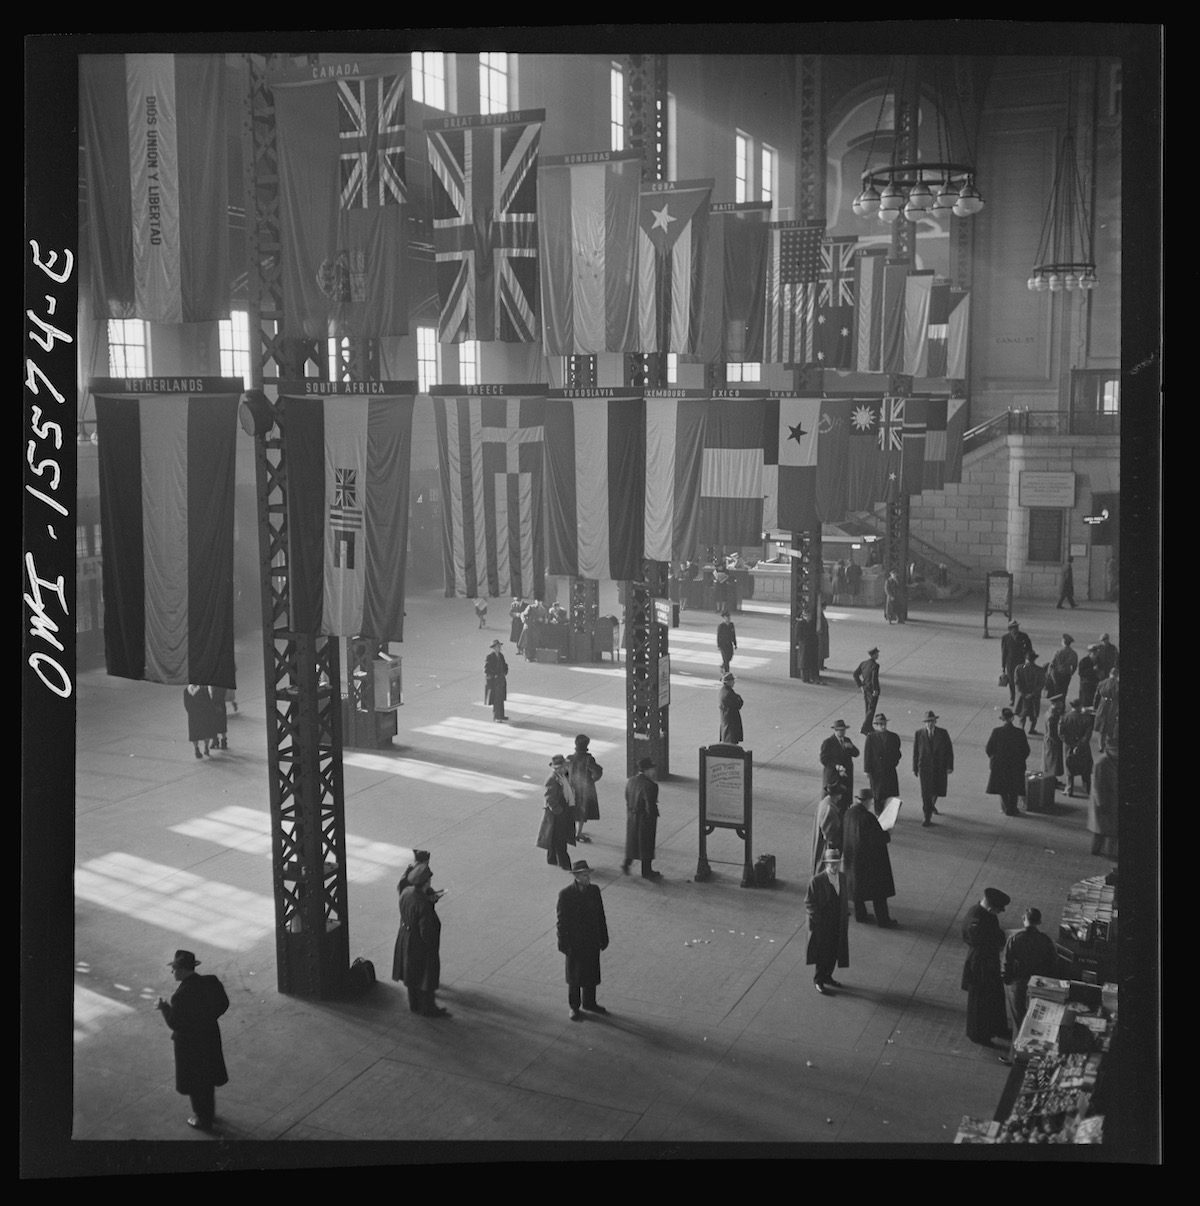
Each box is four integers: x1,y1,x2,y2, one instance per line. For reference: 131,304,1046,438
902,271,935,377
946,288,971,380
853,247,889,372
697,396,767,548
644,392,707,562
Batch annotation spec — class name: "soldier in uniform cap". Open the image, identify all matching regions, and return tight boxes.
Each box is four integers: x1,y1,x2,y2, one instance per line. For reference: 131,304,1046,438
1000,621,1035,708
853,647,882,735
961,888,1012,1051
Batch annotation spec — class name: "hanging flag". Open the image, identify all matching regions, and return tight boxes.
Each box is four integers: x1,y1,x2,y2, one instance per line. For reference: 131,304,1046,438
698,202,771,364
81,54,230,323
846,397,888,511
93,378,240,687
432,389,547,600
636,179,714,354
923,396,950,489
812,236,858,369
645,392,707,563
944,396,969,483
282,386,416,642
902,270,936,377
816,398,851,523
946,288,972,380
764,396,821,532
274,68,408,340
698,396,767,548
427,110,544,344
764,222,823,365
544,392,645,580
881,260,913,376
924,280,952,378
537,151,640,355
878,396,907,503
853,247,889,373
900,395,929,495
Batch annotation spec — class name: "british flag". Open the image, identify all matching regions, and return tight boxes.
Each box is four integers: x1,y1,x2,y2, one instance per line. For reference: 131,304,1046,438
877,396,905,452
426,110,544,343
811,236,858,368
338,75,406,210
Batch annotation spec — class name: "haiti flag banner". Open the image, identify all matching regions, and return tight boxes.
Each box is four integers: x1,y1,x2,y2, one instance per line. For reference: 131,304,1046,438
282,385,416,643
92,378,241,687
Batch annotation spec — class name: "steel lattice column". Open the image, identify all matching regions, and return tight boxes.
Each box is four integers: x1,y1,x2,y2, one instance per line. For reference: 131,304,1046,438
788,531,824,678
625,559,670,777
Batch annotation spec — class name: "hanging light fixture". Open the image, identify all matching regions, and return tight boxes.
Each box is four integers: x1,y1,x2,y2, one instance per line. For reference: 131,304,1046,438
851,58,985,227
1027,124,1098,294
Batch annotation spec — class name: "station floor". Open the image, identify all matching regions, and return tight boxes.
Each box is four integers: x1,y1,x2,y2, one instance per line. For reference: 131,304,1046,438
66,585,1121,1164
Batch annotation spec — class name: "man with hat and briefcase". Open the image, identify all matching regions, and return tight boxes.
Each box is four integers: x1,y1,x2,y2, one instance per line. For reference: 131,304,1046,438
556,860,610,1020
912,710,955,826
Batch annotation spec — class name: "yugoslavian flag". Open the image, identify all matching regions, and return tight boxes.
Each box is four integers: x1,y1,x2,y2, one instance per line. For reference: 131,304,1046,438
698,396,766,548
544,393,646,580
432,390,546,600
93,378,239,687
283,388,416,642
81,54,230,323
764,396,821,532
636,179,714,354
644,392,707,563
538,151,640,355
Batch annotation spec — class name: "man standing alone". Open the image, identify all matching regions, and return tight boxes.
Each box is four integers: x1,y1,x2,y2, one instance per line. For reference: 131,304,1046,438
912,710,954,826
1057,556,1078,608
805,849,849,995
716,610,737,676
863,713,902,808
962,888,1012,1051
156,949,229,1131
557,860,610,1020
1000,621,1034,708
718,673,744,744
622,756,661,880
986,708,1031,817
853,647,881,735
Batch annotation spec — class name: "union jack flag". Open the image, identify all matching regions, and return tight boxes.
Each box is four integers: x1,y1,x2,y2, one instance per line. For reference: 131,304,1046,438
330,467,362,530
812,236,858,368
877,396,905,452
338,75,406,210
426,110,544,343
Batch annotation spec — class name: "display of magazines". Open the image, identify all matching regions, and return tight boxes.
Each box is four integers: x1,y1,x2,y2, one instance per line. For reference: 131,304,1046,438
993,1052,1105,1144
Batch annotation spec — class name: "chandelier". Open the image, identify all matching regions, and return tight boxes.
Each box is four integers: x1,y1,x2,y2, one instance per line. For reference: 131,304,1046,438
1027,126,1098,293
851,58,984,225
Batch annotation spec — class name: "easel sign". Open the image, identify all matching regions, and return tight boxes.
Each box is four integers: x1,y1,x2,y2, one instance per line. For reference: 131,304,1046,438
696,743,755,887
983,570,1013,638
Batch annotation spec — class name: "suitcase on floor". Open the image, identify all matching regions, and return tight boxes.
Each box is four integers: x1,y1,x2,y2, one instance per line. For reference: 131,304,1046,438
1025,772,1056,812
754,853,777,887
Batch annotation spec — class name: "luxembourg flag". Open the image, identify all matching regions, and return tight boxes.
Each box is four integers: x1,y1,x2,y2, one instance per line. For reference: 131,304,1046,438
644,392,707,563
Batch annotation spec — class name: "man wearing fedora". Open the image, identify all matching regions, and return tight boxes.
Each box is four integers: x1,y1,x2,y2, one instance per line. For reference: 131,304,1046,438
842,789,898,928
912,710,955,826
716,609,738,676
820,720,859,808
961,888,1012,1051
543,755,577,870
557,860,610,1020
853,647,881,735
986,708,1031,817
156,950,230,1131
863,713,902,811
1013,649,1047,735
999,620,1034,709
622,756,661,879
805,848,849,995
484,639,509,722
391,855,448,1018
718,672,744,745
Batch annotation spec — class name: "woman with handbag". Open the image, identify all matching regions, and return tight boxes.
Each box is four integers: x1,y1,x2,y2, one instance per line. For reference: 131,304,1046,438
567,734,603,844
538,754,576,870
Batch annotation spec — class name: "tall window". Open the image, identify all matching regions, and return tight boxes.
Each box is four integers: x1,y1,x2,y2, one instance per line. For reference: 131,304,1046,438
219,309,252,386
610,62,625,151
106,319,148,377
735,131,752,203
411,52,446,110
726,362,761,383
479,52,509,115
760,144,777,205
417,326,440,393
458,340,480,387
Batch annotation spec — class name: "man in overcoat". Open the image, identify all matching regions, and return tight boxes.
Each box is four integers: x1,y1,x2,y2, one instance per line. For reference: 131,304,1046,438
1043,693,1068,787
912,710,954,826
156,949,229,1130
391,860,447,1017
863,713,902,809
1088,741,1118,858
795,612,819,684
985,707,1031,817
1000,620,1034,708
484,639,509,721
1013,649,1046,734
716,610,737,675
810,791,845,876
1045,633,1079,701
1077,646,1101,709
1092,633,1118,681
621,756,661,879
1060,697,1095,798
805,849,849,995
819,719,859,807
543,754,576,870
1092,669,1119,747
567,733,603,845
1002,906,1059,1041
853,646,881,735
718,672,744,744
961,887,1012,1050
557,860,610,1019
842,789,898,927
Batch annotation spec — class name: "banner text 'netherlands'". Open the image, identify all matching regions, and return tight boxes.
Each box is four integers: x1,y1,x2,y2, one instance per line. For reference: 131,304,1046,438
636,180,713,354
432,393,546,600
94,383,239,688
81,55,230,323
284,393,415,642
544,394,645,580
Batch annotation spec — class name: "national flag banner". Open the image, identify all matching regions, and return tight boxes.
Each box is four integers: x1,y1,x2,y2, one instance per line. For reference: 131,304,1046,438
846,396,888,511
92,378,240,687
853,246,889,373
764,222,823,366
431,388,547,600
881,259,913,376
636,179,714,354
698,202,771,364
902,270,936,377
275,67,409,339
944,395,969,484
812,236,858,369
923,396,950,490
900,395,930,495
644,391,707,563
816,398,851,523
764,396,822,532
698,395,767,548
427,110,545,344
544,392,646,580
282,385,416,642
81,55,230,323
878,396,907,503
537,151,641,355
946,288,972,380
924,280,952,378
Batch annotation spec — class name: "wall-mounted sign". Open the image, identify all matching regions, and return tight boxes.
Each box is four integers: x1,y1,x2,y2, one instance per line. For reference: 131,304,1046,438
658,655,671,709
1019,471,1076,509
1070,543,1088,559
653,597,672,626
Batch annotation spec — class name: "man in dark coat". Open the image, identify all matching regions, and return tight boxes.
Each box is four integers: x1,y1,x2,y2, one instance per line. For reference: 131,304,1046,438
1045,633,1079,701
1002,906,1059,1040
1012,650,1046,735
391,860,447,1017
1056,556,1078,608
156,949,229,1131
1000,621,1034,708
716,610,737,675
853,647,881,735
718,673,744,744
183,684,218,759
484,639,509,721
622,756,661,879
1092,669,1119,747
845,560,862,600
795,612,819,684
1043,694,1067,787
811,791,845,876
543,754,576,870
820,720,859,807
1093,633,1118,680
557,860,610,1019
805,848,849,995
962,888,1011,1050
863,713,902,809
1077,645,1101,709
1060,698,1095,798
912,710,954,826
985,708,1031,816
842,789,898,927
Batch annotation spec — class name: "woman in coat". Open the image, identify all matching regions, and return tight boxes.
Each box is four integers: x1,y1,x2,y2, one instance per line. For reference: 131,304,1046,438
985,708,1031,816
484,639,508,722
718,673,743,744
541,755,576,870
183,685,217,759
391,862,446,1017
961,888,1011,1047
508,597,525,644
567,734,603,844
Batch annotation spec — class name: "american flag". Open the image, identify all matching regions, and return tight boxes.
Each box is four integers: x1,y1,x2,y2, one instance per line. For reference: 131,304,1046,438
338,75,406,210
764,223,823,365
427,111,543,343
